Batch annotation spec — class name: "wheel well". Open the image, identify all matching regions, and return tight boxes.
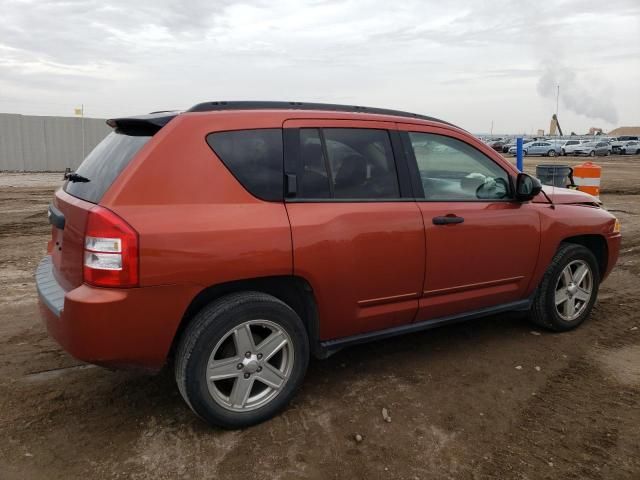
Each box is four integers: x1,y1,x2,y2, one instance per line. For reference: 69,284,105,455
561,235,608,277
169,276,321,360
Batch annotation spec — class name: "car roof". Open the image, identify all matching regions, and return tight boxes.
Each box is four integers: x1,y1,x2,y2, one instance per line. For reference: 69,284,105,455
188,101,454,124
107,101,460,134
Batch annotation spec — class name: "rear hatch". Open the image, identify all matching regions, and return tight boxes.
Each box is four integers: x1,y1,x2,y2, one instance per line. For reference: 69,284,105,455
49,112,175,291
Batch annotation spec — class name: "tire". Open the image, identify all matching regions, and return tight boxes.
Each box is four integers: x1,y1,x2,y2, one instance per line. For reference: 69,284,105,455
548,150,556,157
529,243,600,332
175,292,309,428
561,149,566,156
636,149,640,155
589,150,595,157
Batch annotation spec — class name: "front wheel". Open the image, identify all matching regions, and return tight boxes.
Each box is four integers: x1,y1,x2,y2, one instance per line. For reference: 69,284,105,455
529,243,599,332
175,292,309,428
589,150,596,157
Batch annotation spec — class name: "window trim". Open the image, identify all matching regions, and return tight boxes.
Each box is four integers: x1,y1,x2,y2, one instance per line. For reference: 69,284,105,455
284,127,414,202
317,129,336,198
401,131,516,203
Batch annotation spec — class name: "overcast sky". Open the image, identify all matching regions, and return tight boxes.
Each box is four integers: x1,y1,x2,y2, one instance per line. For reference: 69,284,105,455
0,0,638,133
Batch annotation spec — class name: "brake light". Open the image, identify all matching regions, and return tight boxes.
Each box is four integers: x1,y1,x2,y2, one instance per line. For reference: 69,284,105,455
83,206,139,287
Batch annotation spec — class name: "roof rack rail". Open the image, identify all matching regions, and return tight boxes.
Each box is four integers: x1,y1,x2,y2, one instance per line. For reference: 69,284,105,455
186,101,456,127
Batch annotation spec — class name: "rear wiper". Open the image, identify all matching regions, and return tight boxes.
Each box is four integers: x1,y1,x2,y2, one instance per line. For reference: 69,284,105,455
63,169,90,183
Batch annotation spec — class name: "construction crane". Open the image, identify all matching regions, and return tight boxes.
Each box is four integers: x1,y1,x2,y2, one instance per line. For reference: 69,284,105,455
549,114,563,136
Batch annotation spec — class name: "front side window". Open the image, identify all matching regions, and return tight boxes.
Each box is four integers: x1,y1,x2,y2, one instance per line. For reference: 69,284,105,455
207,129,283,201
407,132,511,201
297,128,400,200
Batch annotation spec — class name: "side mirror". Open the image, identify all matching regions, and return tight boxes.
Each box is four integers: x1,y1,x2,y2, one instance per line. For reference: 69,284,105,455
515,173,542,201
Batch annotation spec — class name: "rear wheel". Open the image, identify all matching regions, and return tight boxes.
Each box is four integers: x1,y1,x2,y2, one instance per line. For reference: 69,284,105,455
547,150,556,157
175,292,309,428
530,244,599,332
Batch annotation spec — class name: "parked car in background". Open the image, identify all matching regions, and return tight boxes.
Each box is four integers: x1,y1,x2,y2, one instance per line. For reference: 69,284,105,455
502,139,532,153
502,140,516,153
509,141,560,157
563,140,592,156
488,139,507,151
35,101,620,428
620,141,640,155
573,141,611,157
560,140,582,156
611,136,640,154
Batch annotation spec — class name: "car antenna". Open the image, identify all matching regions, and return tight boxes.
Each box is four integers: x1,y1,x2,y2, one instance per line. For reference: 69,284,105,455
541,187,555,209
541,171,556,209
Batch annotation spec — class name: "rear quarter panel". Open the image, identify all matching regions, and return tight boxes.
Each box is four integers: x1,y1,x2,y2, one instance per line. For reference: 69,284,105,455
101,113,293,289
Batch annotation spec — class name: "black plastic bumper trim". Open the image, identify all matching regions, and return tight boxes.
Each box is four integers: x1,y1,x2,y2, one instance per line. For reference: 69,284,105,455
320,298,532,354
35,256,65,317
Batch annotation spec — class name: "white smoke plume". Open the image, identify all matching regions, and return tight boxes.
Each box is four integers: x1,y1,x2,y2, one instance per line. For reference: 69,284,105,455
537,65,618,125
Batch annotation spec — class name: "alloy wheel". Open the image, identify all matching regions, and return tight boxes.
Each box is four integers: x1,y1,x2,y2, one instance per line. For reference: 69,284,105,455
206,319,294,412
554,260,593,321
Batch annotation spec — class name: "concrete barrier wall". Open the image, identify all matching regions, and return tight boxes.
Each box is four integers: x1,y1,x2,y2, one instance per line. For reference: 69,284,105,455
0,113,111,171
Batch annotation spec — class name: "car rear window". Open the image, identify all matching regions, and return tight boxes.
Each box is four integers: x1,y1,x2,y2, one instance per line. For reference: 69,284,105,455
206,129,283,201
64,132,151,203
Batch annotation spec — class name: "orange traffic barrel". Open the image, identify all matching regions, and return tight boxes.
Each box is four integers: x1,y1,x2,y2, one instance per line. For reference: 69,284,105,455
572,161,601,198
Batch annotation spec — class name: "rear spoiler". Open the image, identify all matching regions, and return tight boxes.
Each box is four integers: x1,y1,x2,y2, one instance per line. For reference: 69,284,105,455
106,111,178,135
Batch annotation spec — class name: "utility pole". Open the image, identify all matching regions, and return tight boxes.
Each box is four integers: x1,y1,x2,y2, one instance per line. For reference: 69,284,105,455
556,85,560,117
490,120,494,136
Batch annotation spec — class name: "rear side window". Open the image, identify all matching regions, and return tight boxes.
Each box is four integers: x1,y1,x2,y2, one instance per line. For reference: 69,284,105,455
297,128,400,200
207,129,283,201
298,129,331,198
64,132,151,203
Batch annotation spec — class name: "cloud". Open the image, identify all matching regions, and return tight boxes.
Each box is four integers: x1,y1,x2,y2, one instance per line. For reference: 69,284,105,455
0,0,638,131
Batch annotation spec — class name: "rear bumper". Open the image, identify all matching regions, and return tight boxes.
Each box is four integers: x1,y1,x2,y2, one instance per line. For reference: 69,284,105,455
36,256,200,372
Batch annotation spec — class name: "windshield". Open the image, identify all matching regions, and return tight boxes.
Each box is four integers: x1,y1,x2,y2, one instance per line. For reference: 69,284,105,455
64,132,151,203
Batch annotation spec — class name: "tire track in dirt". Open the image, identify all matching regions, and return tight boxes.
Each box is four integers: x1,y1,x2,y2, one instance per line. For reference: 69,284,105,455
478,356,640,479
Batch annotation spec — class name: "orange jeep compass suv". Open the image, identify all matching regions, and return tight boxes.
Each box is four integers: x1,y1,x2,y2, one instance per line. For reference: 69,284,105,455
36,102,621,428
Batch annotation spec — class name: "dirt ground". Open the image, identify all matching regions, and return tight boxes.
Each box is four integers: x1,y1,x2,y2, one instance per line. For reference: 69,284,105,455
1,156,639,480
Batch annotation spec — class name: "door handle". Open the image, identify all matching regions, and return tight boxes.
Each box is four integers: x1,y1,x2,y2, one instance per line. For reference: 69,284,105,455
432,215,464,225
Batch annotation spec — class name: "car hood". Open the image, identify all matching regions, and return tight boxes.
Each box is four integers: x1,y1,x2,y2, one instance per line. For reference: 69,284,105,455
535,186,600,205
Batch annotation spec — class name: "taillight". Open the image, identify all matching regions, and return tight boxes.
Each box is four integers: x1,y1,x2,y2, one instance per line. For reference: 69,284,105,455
83,206,139,287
